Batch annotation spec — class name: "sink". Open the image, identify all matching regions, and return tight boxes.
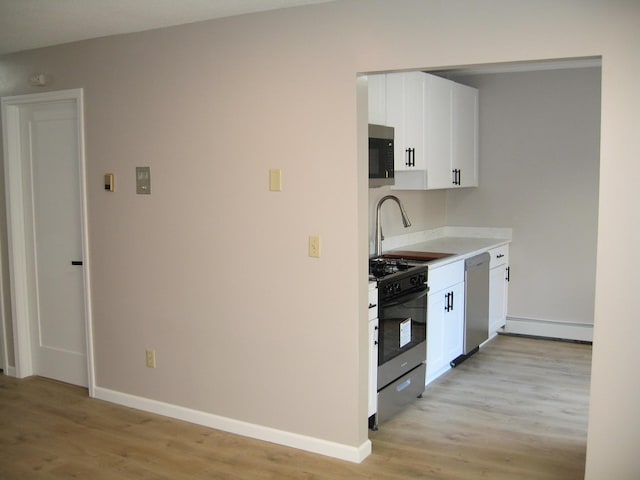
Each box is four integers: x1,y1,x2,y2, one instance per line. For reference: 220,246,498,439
381,251,455,263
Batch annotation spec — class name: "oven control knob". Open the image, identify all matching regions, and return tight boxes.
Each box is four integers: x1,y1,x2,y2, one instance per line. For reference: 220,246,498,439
385,283,398,296
410,276,418,285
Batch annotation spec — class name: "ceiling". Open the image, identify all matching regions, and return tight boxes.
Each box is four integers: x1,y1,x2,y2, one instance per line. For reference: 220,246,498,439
0,0,334,56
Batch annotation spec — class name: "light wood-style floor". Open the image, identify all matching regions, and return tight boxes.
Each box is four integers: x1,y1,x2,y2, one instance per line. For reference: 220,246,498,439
0,335,591,479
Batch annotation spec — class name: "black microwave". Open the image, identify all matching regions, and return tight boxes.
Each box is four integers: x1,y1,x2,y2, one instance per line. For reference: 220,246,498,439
369,124,394,187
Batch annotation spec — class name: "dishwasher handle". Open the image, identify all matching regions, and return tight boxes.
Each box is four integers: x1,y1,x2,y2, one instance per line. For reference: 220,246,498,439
465,252,490,271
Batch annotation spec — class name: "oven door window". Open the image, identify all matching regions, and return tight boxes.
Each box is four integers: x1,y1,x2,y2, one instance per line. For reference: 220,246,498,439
378,289,427,365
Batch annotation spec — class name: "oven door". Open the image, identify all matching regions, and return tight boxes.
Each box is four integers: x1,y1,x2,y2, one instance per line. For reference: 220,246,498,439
377,286,428,387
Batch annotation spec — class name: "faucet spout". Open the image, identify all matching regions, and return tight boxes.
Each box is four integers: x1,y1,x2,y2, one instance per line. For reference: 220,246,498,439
375,195,411,257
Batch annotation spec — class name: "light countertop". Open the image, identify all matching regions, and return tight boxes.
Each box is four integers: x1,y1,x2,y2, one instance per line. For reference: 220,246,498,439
381,226,511,268
389,236,509,268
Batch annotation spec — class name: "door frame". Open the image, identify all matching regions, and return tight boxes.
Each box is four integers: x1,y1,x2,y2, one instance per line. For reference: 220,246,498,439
1,88,94,395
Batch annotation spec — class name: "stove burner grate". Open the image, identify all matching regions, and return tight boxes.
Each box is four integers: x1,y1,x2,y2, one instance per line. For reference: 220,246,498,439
369,257,417,279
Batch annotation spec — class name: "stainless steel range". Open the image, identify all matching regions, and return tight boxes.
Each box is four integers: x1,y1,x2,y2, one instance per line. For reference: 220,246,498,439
369,256,428,430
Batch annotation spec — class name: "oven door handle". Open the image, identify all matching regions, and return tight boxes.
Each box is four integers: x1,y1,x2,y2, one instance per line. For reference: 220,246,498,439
382,286,429,307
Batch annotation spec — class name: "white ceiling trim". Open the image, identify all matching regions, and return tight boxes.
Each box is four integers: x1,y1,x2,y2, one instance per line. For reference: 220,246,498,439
431,58,602,77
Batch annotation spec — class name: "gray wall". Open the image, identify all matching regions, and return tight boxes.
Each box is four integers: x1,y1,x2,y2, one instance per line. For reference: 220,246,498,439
0,0,639,476
446,67,601,326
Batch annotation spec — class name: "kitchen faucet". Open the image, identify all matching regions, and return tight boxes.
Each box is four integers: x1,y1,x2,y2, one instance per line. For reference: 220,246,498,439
375,195,411,257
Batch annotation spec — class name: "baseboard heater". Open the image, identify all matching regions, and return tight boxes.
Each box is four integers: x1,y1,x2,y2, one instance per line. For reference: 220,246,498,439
450,346,479,368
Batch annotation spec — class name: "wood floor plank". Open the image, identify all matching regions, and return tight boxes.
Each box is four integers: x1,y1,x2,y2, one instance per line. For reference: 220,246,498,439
0,335,590,479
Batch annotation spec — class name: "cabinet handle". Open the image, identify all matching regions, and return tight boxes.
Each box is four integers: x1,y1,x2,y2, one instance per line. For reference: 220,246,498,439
445,291,454,312
452,169,461,185
506,266,510,282
368,303,377,309
405,148,415,167
496,254,504,259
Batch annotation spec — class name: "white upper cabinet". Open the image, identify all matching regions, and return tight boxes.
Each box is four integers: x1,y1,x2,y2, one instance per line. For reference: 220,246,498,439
423,74,453,189
367,72,478,190
451,81,479,188
385,72,426,172
368,74,387,126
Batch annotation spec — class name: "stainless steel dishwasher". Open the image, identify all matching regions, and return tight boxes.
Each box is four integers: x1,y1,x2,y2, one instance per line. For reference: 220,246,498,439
451,252,490,367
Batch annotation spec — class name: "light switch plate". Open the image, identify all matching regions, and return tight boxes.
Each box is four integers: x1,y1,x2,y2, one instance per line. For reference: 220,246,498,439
104,173,114,192
145,349,156,368
136,166,151,194
269,168,282,191
309,235,321,258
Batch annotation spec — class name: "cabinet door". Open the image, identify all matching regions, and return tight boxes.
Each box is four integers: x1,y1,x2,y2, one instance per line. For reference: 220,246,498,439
385,72,425,172
427,283,464,385
368,318,379,417
403,72,426,169
452,82,478,187
444,282,465,363
385,73,408,171
424,74,453,189
426,289,446,385
367,74,387,126
489,264,508,336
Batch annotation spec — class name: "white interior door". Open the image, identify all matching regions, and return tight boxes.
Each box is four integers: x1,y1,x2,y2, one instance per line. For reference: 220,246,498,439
2,90,91,388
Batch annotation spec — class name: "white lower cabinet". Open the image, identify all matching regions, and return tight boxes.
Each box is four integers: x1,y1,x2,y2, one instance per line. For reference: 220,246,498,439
426,260,465,385
368,318,379,417
368,284,378,418
488,245,510,337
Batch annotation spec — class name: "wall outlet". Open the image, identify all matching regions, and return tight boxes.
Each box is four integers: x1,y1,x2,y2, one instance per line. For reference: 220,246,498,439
145,349,156,368
309,235,321,258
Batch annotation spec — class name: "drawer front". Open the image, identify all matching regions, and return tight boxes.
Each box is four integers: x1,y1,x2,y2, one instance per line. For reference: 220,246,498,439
377,363,426,425
368,286,378,320
429,260,464,293
489,245,509,268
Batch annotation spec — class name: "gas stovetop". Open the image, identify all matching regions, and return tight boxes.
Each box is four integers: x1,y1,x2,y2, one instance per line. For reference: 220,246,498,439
369,256,429,300
369,256,426,281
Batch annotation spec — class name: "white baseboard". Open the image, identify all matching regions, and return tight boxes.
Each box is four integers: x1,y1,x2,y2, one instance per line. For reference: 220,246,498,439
93,386,371,463
503,316,593,342
426,364,451,386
